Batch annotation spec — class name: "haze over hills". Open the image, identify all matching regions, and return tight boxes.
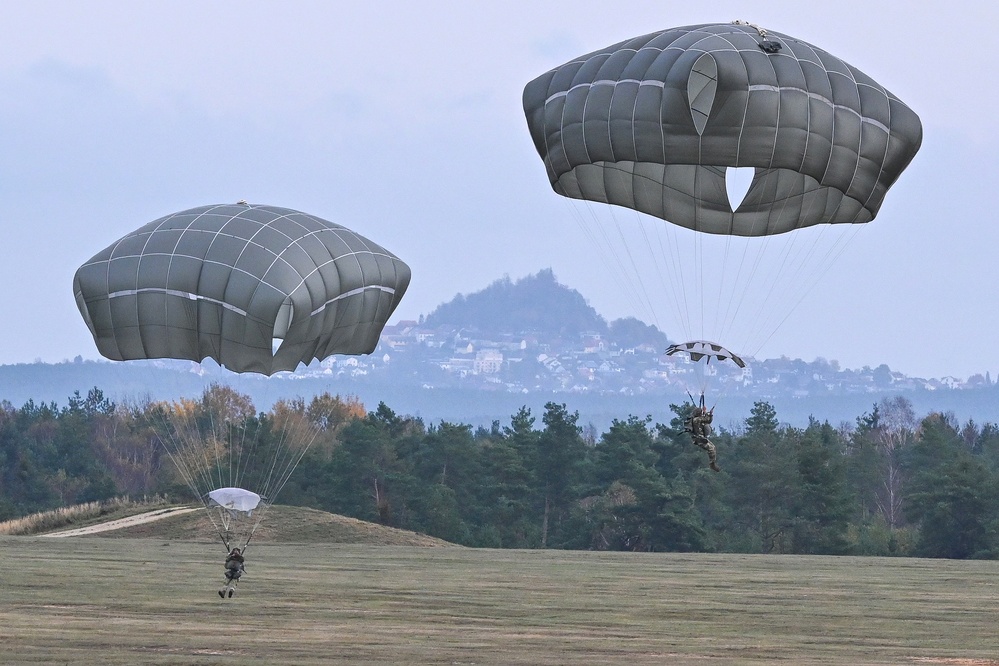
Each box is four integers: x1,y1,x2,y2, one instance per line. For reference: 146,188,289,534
3,270,997,430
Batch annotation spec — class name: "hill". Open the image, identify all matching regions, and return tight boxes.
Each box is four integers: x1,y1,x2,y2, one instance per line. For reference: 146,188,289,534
24,504,455,547
424,268,609,336
109,505,456,546
424,269,669,348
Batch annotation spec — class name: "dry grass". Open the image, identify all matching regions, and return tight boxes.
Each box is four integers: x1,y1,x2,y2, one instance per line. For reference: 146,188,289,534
1,534,997,665
0,496,170,535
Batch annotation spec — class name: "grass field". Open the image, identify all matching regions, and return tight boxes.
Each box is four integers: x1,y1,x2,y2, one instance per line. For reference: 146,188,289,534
1,519,997,664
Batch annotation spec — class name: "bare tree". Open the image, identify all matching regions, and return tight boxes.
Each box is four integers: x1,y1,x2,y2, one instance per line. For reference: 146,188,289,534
873,396,916,528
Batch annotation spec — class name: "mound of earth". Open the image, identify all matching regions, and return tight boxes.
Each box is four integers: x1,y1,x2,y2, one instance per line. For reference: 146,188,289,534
54,504,455,547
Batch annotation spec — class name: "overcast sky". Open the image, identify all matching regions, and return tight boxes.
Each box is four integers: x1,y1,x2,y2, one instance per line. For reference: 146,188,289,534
1,1,995,380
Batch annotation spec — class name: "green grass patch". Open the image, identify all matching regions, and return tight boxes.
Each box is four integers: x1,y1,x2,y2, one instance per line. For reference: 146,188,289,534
1,536,997,665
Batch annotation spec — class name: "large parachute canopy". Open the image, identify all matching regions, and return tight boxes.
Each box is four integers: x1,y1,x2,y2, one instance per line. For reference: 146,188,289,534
523,21,922,236
74,203,411,375
522,22,922,388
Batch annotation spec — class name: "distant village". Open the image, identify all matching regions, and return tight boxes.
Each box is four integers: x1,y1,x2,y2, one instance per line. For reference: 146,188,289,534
296,321,992,399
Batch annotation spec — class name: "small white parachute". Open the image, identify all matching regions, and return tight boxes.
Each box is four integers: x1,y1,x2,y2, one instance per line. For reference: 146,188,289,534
665,341,746,368
205,487,265,543
208,487,263,515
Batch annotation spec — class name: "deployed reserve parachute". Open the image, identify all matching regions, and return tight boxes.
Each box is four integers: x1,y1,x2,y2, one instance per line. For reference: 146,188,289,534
666,341,746,368
73,202,411,375
523,21,922,236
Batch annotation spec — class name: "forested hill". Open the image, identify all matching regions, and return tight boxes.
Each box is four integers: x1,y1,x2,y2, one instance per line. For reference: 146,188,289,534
423,268,668,348
424,269,607,337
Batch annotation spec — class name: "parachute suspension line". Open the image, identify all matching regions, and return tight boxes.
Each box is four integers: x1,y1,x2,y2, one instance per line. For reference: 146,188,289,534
266,407,328,502
714,164,774,344
206,507,235,552
692,166,706,341
634,214,674,335
621,204,701,343
152,410,203,504
646,211,695,341
184,409,217,498
742,172,826,353
249,403,328,513
147,407,233,550
565,197,671,334
747,223,864,357
717,230,784,349
149,394,332,556
240,502,270,554
600,202,665,332
563,198,649,324
662,222,689,341
715,229,764,348
235,414,263,492
712,163,784,349
259,413,293,501
734,171,826,353
741,227,822,354
694,163,707,340
215,528,231,552
731,183,864,359
654,110,689,341
712,227,734,346
712,223,754,344
228,410,253,490
206,410,227,491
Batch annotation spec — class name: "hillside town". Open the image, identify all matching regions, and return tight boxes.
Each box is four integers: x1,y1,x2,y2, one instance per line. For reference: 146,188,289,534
301,320,991,399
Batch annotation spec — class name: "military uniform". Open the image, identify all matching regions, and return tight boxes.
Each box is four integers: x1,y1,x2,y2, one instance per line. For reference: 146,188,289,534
220,548,245,598
685,408,720,472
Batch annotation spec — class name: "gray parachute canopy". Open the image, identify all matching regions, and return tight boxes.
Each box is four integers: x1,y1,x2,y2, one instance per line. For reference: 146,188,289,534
74,203,411,375
523,21,922,236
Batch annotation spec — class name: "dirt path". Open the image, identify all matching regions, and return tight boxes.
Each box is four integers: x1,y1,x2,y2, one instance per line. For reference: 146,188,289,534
41,507,201,538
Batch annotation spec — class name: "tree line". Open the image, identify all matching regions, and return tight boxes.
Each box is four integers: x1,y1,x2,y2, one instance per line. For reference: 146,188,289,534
2,386,998,559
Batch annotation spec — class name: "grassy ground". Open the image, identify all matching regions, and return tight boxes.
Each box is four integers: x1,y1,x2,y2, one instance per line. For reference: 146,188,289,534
1,535,997,665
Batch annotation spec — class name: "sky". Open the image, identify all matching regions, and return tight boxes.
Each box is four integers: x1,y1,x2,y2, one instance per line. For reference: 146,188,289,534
0,1,996,380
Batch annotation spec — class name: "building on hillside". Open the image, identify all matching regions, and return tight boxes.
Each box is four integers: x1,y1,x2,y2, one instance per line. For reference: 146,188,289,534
474,350,504,374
